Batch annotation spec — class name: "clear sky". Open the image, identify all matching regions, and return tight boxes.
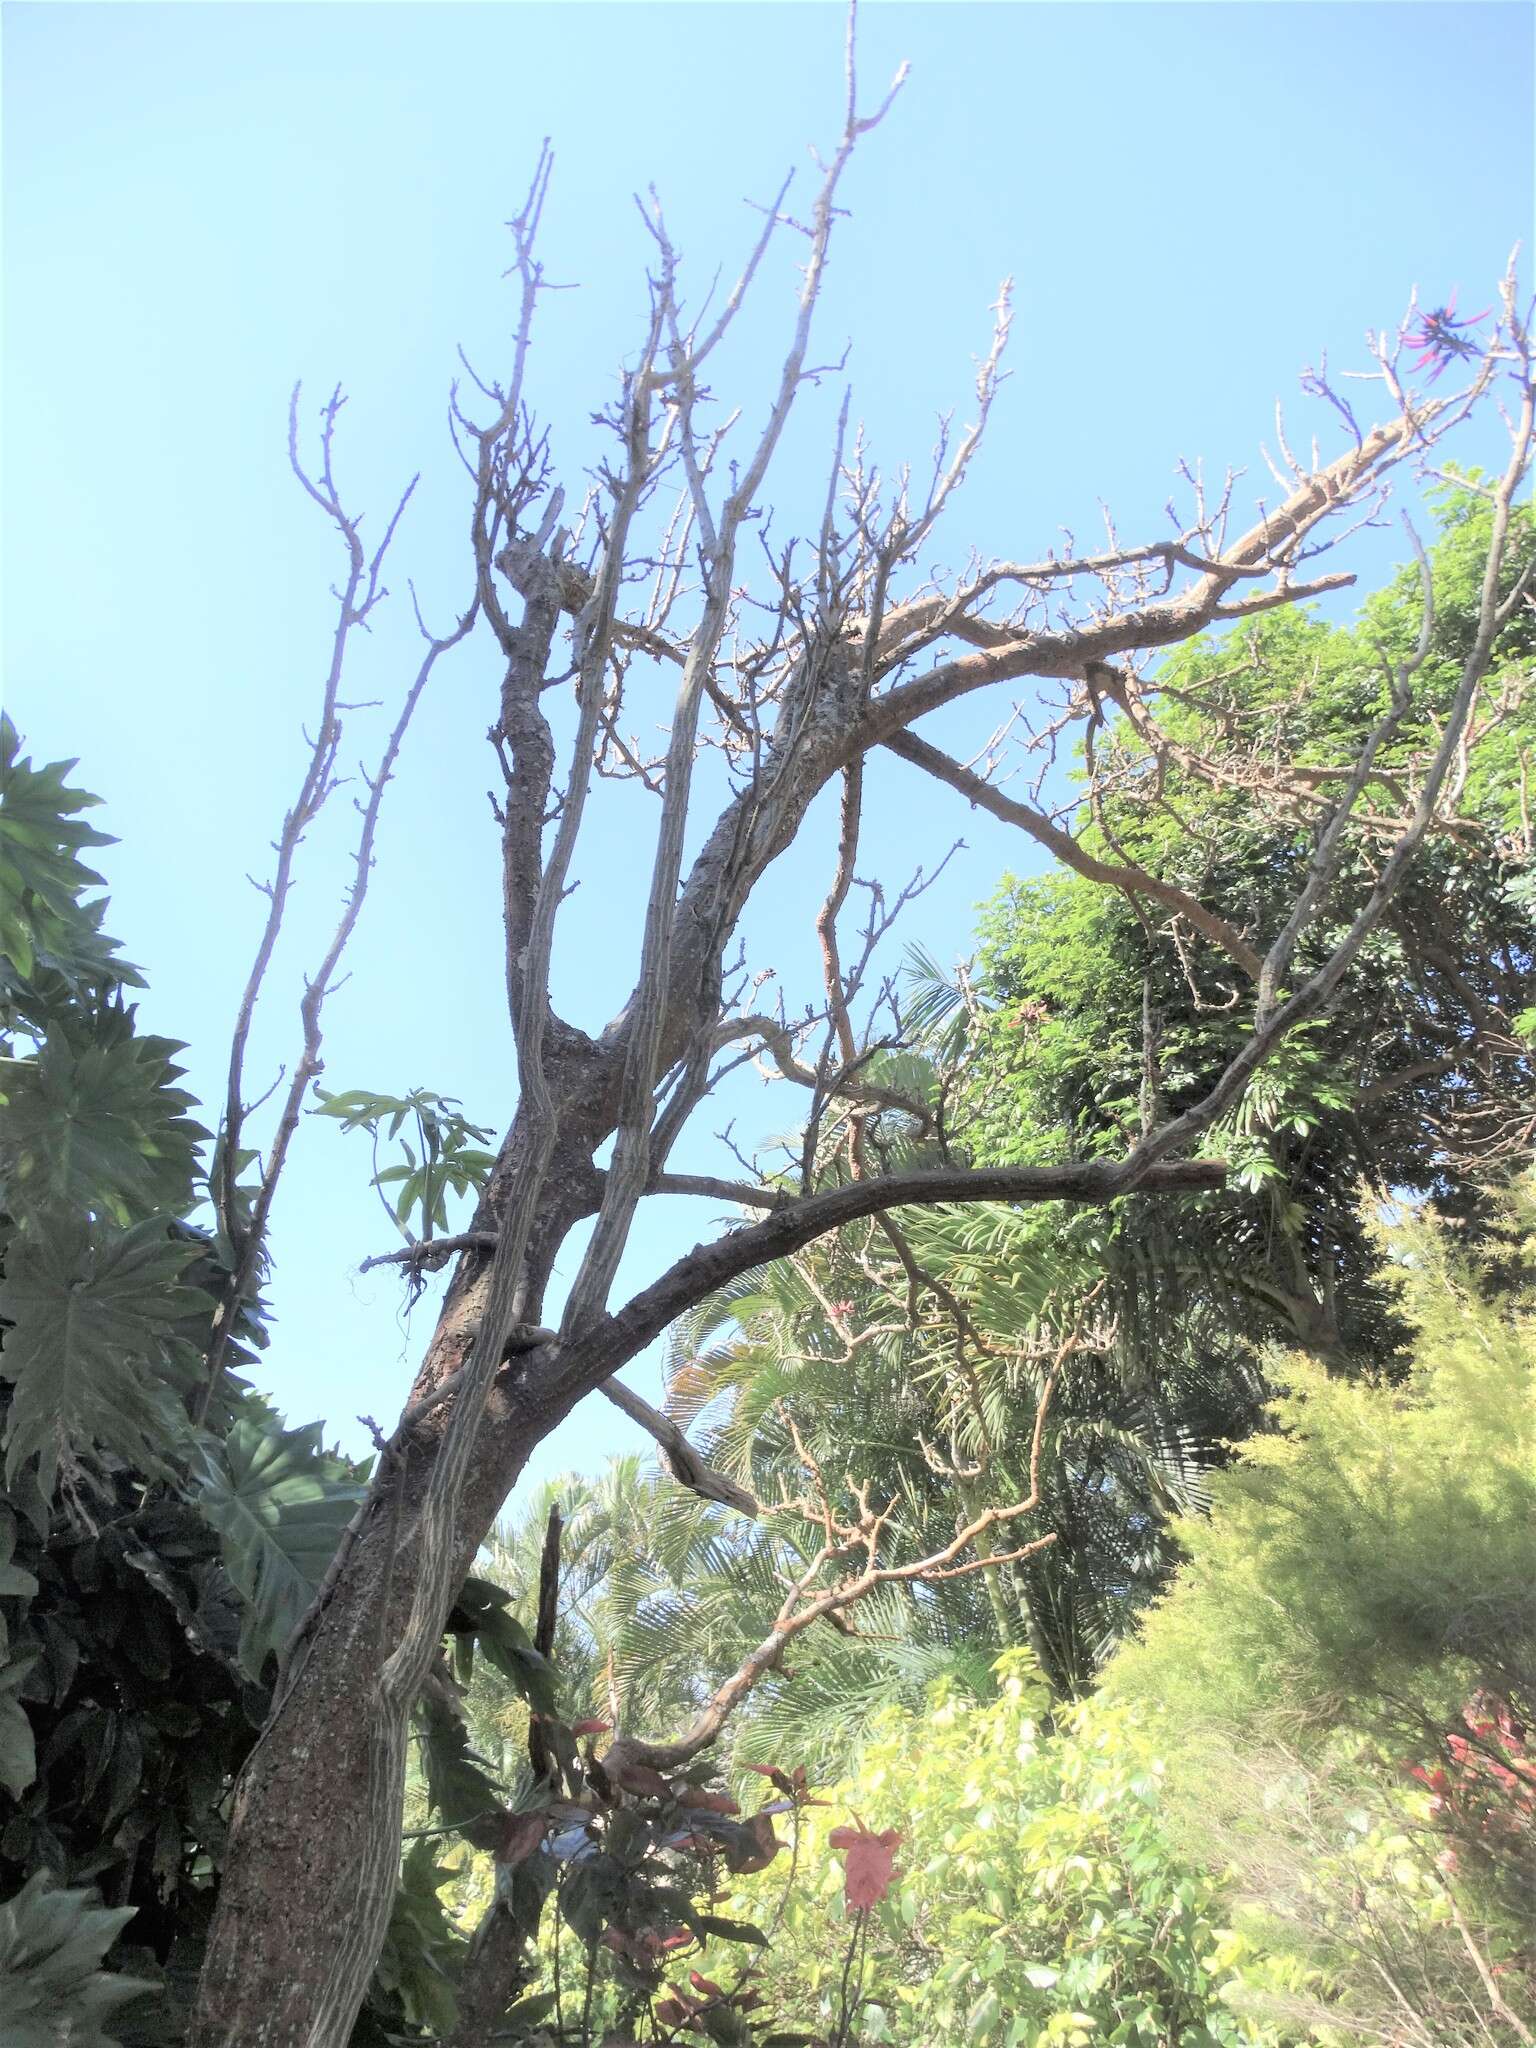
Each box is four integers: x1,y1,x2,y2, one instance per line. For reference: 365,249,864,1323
5,1,1532,1500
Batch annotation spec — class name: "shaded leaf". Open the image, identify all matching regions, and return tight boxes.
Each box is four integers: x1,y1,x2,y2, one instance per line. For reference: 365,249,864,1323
194,1418,363,1678
0,1021,207,1225
0,1871,153,2045
0,1217,199,1498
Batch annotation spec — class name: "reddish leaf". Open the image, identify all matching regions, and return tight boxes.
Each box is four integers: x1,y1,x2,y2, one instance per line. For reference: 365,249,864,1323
496,1807,549,1866
602,1927,646,1964
722,1810,781,1874
688,1971,725,1998
612,1758,675,1801
677,1786,739,1815
571,1718,613,1737
828,1822,901,1909
744,1761,796,1796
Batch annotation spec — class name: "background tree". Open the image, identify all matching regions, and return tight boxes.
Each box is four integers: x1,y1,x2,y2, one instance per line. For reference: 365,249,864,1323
646,493,1533,1705
1104,1187,1536,2047
964,484,1533,1377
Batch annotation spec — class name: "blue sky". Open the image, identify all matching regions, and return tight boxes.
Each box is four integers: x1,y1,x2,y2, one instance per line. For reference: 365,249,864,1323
5,1,1531,1499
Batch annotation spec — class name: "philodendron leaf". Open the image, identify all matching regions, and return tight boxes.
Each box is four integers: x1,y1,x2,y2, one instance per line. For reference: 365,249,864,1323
0,1871,153,2046
449,1576,558,1716
415,1685,503,1841
0,1020,207,1226
0,1647,42,1798
194,1418,364,1679
0,714,119,986
0,1217,201,1500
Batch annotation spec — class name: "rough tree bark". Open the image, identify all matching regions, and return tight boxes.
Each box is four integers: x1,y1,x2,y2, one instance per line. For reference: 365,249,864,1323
185,39,1531,2046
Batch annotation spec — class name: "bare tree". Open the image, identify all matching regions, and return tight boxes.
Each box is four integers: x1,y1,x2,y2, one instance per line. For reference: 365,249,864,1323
184,32,1533,2045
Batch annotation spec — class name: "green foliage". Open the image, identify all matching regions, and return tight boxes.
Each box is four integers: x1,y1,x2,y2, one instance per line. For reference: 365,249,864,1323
0,715,139,998
471,1464,778,1769
0,1873,152,2046
967,491,1535,1380
0,1635,38,1803
0,726,411,2040
315,1086,495,1245
659,1167,1243,1711
413,1682,505,1846
446,1575,559,1719
709,1659,1290,2047
416,1647,790,2047
1105,1193,1536,2043
0,1219,202,1499
373,1839,468,2036
0,1482,259,2008
0,1018,207,1226
193,1419,367,1680
1110,1199,1535,1748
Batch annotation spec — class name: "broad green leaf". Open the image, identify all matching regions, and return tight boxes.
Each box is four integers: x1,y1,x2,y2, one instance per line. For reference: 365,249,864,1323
374,1838,466,2033
415,1685,503,1842
194,1418,364,1678
450,1576,558,1716
967,1986,1002,2040
0,1020,207,1226
0,716,131,993
0,1648,41,1798
0,1871,152,2044
0,1561,39,1600
0,1217,200,1499
695,1912,771,1947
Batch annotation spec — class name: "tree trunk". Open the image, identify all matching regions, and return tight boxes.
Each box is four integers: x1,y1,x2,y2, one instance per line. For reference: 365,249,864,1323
189,1120,601,2048
188,1381,545,2046
956,1475,1020,1652
443,1904,528,2048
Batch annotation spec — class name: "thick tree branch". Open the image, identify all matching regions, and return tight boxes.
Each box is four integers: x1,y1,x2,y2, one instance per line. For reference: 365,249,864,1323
540,1156,1224,1417
598,1378,762,1517
882,727,1264,977
647,1173,791,1211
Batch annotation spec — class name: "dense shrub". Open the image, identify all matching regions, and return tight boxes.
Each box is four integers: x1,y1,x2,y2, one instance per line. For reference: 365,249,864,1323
690,1658,1297,2046
1106,1193,1536,2044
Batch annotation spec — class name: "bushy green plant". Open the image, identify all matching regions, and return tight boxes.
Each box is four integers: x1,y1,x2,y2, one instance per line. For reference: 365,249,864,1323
698,1656,1302,2047
1107,1193,1536,2043
0,721,556,2040
967,493,1535,1381
1111,1222,1534,1742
